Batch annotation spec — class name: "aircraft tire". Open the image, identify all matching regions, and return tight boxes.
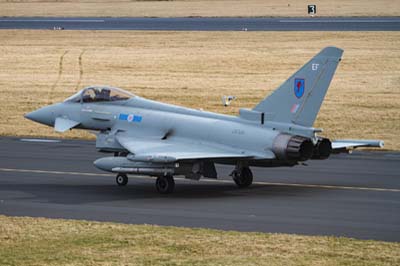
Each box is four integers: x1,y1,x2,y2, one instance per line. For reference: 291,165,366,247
233,167,253,188
156,175,175,194
116,173,128,186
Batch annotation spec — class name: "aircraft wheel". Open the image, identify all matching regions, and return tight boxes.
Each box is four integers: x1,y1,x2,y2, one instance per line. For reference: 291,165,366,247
116,173,128,186
156,175,175,194
233,167,253,188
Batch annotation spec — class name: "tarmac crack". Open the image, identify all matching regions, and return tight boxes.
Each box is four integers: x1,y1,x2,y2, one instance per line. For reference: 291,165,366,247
48,50,69,104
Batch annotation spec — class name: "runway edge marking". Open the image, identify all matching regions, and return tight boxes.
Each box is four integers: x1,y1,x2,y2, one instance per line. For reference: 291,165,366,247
1,167,399,193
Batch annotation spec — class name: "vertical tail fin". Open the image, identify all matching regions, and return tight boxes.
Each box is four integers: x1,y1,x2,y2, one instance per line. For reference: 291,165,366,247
253,46,343,127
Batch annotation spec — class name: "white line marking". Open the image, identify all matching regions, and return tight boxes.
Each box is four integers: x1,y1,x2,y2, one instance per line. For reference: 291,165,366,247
1,168,399,193
0,168,110,177
0,19,105,23
279,19,400,23
20,139,61,143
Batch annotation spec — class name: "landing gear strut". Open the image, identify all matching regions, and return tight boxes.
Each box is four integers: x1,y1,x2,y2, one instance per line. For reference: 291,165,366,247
232,167,253,188
156,175,175,194
116,173,128,186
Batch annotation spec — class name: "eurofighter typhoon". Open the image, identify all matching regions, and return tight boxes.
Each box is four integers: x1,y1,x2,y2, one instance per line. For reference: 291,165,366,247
25,47,383,193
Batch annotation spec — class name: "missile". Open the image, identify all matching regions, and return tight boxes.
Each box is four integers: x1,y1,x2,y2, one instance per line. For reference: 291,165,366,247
94,156,175,175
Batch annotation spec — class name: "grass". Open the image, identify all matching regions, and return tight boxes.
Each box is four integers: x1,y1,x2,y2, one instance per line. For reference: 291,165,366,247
0,215,399,266
0,0,399,17
0,30,399,149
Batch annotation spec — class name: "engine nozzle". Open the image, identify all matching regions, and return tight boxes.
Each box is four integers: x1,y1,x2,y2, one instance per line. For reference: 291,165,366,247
311,138,332,160
273,134,314,162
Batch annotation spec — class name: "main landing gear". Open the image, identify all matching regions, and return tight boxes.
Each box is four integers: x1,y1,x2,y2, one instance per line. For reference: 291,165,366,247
231,166,253,188
156,175,175,194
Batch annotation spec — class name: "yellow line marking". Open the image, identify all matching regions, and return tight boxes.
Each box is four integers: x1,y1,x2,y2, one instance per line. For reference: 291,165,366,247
0,167,399,193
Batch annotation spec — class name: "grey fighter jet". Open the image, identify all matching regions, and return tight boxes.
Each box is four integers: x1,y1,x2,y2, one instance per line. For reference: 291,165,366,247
25,47,383,193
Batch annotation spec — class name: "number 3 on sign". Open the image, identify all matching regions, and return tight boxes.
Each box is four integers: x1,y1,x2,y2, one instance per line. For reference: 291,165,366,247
308,5,316,15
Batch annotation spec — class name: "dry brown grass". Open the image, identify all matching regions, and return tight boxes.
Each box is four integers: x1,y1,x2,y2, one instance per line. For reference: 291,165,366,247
0,0,399,17
1,215,400,266
0,30,399,149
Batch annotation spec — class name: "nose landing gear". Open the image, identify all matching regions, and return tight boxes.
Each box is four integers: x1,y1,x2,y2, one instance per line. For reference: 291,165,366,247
116,173,128,186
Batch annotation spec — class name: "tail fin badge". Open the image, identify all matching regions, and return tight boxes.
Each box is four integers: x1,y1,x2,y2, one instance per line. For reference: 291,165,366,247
294,78,305,98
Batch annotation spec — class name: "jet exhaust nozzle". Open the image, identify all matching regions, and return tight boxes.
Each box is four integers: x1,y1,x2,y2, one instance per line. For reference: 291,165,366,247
272,134,314,162
311,138,332,160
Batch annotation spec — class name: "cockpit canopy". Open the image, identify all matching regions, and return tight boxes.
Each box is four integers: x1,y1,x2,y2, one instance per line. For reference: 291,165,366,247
64,86,135,103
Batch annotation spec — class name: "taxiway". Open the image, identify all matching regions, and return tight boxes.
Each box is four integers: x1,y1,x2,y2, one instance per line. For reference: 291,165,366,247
0,137,399,241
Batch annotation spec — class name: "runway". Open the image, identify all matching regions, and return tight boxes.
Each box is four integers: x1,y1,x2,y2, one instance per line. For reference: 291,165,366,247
0,137,399,241
1,17,400,31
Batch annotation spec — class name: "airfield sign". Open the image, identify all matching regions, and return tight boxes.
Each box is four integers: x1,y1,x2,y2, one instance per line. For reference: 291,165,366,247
308,5,317,16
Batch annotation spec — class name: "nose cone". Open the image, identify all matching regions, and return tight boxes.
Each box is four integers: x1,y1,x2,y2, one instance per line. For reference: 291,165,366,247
24,105,57,126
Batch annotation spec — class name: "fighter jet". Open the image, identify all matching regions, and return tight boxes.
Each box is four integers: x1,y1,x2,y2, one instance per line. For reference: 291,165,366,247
25,46,383,193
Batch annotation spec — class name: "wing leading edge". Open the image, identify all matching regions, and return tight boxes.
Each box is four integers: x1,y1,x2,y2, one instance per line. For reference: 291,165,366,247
332,139,384,153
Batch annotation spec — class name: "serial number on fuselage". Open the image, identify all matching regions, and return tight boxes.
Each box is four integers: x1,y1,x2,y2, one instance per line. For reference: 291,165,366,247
232,129,245,135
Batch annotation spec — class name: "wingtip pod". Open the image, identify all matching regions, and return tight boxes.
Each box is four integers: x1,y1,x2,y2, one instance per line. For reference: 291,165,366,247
379,140,385,148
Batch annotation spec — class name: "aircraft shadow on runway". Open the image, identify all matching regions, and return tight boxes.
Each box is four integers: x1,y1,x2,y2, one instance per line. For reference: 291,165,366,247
0,181,325,204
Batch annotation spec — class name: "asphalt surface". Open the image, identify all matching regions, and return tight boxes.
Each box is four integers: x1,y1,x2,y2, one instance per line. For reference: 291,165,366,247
1,17,400,31
0,137,399,241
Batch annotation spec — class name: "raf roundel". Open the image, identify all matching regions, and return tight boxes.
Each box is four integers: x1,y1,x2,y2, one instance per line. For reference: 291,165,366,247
294,78,305,98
